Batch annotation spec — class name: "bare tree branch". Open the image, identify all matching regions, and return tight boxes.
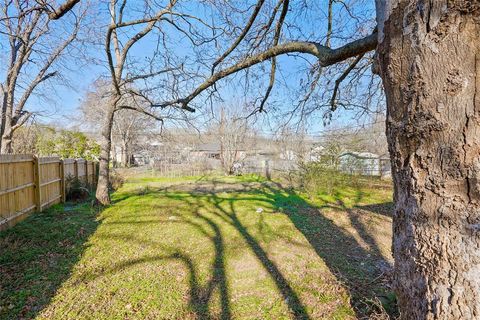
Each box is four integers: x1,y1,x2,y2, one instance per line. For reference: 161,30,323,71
164,32,377,111
258,0,289,113
105,0,177,94
116,105,163,122
1,0,84,152
211,0,265,73
330,53,365,112
44,0,81,20
122,66,181,85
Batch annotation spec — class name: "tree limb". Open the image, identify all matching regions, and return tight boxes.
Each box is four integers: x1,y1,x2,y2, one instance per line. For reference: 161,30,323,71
330,53,365,111
16,20,79,114
105,0,177,94
166,31,377,111
116,105,163,122
121,66,180,85
211,0,265,73
35,0,81,20
258,0,289,113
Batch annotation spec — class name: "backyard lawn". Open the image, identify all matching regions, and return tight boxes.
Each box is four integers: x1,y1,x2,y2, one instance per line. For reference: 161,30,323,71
0,174,394,319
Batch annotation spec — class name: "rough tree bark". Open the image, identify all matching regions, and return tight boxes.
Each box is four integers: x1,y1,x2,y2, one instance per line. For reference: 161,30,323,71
0,117,13,154
376,1,480,318
95,95,118,205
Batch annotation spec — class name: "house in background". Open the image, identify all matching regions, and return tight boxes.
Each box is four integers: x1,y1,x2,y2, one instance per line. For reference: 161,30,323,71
339,152,391,177
190,142,222,159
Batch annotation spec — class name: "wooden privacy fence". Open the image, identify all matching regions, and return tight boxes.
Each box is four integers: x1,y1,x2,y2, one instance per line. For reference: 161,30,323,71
0,154,98,230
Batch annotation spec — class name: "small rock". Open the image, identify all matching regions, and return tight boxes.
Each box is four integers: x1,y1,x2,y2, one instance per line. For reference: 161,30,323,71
256,208,264,213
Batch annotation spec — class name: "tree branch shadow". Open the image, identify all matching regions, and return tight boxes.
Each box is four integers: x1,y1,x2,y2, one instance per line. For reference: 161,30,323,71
69,179,396,319
260,182,397,318
0,204,99,319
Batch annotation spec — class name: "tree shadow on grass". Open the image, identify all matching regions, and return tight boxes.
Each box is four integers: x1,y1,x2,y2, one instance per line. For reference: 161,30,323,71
164,187,312,319
184,182,395,319
0,203,99,319
260,183,397,318
202,193,311,320
92,185,312,319
80,230,231,320
80,180,395,319
354,202,394,218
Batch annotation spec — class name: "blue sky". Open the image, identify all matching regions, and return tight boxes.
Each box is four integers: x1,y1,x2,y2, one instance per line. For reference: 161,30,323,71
6,0,381,136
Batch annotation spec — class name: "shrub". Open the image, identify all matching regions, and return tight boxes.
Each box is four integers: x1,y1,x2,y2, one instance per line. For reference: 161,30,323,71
65,176,91,202
108,170,125,191
297,161,359,197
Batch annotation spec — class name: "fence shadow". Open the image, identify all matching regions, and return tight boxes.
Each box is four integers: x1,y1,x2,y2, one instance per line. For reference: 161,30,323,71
0,203,99,319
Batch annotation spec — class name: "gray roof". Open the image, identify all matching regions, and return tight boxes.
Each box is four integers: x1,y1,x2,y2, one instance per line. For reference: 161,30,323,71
340,151,379,159
193,142,221,152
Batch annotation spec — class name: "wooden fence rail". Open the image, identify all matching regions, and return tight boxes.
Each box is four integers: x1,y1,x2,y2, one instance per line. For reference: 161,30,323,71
0,155,98,231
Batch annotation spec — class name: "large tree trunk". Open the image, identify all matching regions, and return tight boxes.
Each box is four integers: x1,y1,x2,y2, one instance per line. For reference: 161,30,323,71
0,126,13,154
377,2,480,319
95,98,117,205
0,96,14,154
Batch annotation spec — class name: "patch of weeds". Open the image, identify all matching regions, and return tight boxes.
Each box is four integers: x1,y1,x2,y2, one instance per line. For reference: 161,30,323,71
109,170,125,191
137,185,153,195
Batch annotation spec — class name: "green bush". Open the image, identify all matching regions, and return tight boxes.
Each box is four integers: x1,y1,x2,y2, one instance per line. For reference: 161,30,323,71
108,170,125,191
297,161,359,197
65,176,91,202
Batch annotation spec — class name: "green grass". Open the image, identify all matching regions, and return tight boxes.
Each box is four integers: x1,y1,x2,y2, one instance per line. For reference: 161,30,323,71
0,174,394,319
0,203,99,319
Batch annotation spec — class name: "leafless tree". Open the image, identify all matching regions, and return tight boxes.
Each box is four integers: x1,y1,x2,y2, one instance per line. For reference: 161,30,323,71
154,1,480,318
211,106,251,175
314,118,388,157
95,0,217,204
0,0,85,153
79,80,155,168
274,127,309,162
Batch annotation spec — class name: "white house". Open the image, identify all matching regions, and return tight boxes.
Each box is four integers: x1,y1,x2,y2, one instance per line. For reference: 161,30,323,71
339,152,391,177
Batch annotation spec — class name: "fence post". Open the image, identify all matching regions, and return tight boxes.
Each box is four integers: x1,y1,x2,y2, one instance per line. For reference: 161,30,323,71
59,159,66,203
33,155,42,212
74,159,78,180
85,160,89,187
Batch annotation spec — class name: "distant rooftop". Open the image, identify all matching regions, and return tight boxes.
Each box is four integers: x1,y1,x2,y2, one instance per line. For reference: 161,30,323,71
193,142,221,152
340,151,379,159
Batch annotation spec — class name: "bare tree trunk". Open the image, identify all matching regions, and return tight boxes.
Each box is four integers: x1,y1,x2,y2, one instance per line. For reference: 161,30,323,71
120,144,127,167
1,95,14,154
0,97,7,153
95,98,117,205
377,2,480,318
0,125,13,154
121,140,130,167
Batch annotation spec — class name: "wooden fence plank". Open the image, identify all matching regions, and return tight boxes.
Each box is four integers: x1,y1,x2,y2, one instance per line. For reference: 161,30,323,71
33,155,42,212
0,155,98,230
60,159,66,203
